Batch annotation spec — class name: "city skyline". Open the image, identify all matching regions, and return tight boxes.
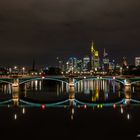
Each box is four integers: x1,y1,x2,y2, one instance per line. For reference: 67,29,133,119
0,0,140,66
0,42,138,67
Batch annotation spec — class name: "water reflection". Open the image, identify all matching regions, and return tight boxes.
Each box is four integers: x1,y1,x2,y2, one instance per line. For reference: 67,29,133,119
0,80,139,103
12,86,19,106
19,80,69,102
0,79,139,122
75,80,122,102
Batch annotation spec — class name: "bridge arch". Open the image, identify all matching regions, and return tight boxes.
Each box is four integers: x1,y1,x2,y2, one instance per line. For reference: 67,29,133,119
20,99,69,107
0,80,12,85
19,77,69,85
131,80,140,85
74,77,125,85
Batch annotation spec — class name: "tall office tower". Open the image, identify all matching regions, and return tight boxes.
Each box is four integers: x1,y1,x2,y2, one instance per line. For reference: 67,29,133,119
83,56,90,71
90,41,100,71
67,57,77,73
102,48,109,71
135,57,140,66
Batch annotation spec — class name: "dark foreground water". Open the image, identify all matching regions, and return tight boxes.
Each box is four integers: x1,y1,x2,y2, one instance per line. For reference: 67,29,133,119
0,80,140,139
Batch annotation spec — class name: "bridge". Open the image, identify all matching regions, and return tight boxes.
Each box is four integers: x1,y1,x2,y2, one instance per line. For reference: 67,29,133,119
0,75,140,87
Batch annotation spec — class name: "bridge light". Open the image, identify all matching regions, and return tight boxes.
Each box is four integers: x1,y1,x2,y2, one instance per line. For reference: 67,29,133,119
113,104,116,109
97,104,100,108
84,104,87,109
41,104,46,110
42,76,45,79
100,104,103,108
14,66,17,69
113,76,116,80
78,105,81,108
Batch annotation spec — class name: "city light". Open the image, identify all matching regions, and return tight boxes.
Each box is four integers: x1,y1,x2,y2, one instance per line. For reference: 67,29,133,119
127,114,130,120
42,104,46,110
22,108,25,114
113,104,116,109
84,104,87,109
14,114,17,120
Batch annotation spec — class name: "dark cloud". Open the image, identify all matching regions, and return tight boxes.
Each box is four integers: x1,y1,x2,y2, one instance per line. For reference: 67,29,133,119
0,0,140,66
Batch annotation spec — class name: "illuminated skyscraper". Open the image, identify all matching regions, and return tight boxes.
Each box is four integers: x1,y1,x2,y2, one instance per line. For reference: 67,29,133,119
102,48,109,71
90,41,100,71
66,57,77,73
135,57,140,66
83,56,90,71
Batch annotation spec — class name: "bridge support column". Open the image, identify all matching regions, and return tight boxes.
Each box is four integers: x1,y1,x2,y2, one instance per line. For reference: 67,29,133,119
68,78,75,100
12,86,19,106
123,79,131,99
12,78,19,87
124,84,131,104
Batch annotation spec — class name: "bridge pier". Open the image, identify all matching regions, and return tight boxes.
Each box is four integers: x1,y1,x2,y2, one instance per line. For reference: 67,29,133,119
68,78,75,100
123,79,131,100
12,78,19,87
12,86,19,106
124,84,131,104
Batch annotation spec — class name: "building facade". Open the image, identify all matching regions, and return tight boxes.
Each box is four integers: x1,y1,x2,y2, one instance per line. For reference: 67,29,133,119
135,57,140,66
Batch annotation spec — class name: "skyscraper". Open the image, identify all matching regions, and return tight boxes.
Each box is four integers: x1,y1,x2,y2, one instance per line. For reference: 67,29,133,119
90,41,100,71
102,48,109,71
135,57,140,66
66,57,77,73
83,56,90,71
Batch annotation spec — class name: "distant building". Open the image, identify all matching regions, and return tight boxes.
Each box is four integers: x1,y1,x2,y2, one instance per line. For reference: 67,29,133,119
66,57,77,73
135,57,140,66
56,57,65,72
77,59,83,72
90,41,100,71
102,48,109,71
83,56,90,71
0,67,8,75
122,57,128,68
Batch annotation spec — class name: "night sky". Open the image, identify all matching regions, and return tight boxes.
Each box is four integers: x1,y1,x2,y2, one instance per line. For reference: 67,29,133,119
0,0,140,66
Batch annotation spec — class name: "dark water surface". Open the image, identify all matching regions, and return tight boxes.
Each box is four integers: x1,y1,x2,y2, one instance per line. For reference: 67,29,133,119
0,80,140,139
